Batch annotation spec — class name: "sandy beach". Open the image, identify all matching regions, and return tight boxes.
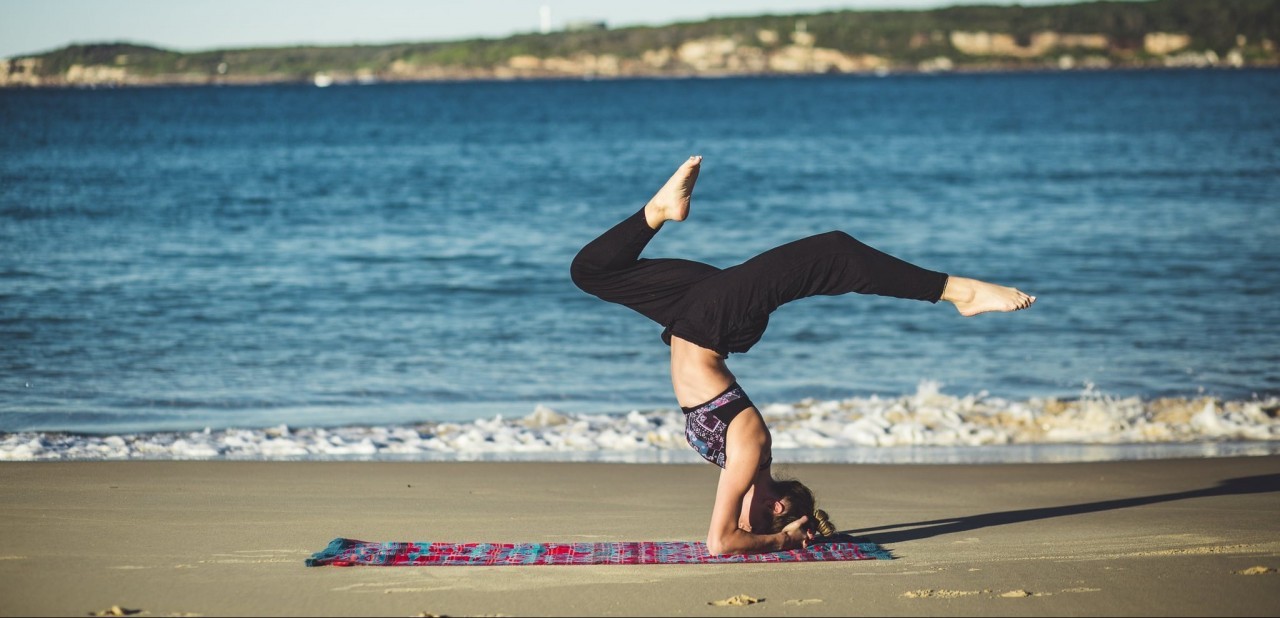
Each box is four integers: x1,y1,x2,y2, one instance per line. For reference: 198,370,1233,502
2,456,1278,616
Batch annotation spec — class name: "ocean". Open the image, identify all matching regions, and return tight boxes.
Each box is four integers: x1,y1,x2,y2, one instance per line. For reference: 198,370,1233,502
2,69,1278,461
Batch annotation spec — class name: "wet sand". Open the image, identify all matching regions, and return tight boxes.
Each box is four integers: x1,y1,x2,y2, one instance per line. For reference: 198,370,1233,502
2,456,1278,616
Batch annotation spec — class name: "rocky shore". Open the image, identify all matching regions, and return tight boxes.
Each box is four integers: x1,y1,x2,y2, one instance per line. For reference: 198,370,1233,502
5,2,1278,89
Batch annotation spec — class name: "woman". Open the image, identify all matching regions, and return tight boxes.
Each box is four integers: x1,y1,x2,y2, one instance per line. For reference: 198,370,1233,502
570,156,1035,556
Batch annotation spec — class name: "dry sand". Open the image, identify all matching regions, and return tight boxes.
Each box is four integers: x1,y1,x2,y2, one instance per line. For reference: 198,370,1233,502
1,456,1278,616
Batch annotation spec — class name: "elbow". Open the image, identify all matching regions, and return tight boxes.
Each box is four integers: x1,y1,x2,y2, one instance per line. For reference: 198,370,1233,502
705,535,733,557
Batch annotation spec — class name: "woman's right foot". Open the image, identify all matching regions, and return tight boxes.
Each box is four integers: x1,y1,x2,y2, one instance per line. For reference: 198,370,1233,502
942,276,1036,317
644,156,702,229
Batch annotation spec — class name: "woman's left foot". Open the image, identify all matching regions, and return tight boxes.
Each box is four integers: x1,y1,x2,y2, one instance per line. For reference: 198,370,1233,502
644,156,702,229
942,276,1035,316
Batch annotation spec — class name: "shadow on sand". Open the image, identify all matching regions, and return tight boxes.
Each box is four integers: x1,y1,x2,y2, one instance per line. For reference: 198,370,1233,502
838,473,1280,545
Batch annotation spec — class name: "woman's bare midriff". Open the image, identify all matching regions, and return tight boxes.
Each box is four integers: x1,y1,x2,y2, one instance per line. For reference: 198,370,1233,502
669,336,737,408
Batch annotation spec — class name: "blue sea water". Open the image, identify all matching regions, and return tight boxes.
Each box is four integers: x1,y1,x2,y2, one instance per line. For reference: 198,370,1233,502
2,69,1279,435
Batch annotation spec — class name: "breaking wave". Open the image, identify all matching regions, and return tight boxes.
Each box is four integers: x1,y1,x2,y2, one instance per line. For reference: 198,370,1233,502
5,383,1278,463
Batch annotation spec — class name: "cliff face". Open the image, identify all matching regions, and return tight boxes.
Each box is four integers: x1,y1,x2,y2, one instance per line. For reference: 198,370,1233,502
1,58,42,86
949,31,1110,57
492,30,890,79
4,0,1278,88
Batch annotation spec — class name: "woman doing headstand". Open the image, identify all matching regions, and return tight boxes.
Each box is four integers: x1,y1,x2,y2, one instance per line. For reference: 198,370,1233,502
570,156,1035,556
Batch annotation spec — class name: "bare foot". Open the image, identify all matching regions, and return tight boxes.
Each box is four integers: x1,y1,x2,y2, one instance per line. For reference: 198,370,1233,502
644,156,702,229
942,276,1036,317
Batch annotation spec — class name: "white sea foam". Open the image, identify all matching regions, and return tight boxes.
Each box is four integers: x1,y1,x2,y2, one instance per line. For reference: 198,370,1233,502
3,383,1278,463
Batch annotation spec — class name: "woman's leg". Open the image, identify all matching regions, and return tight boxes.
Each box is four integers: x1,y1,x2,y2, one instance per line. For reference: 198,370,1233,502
697,229,1033,329
670,230,947,342
737,230,951,309
570,157,719,326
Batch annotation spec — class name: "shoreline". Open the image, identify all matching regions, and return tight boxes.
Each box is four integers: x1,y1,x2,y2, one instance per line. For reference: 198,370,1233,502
5,390,1276,462
4,438,1280,465
2,64,1276,91
2,458,1277,616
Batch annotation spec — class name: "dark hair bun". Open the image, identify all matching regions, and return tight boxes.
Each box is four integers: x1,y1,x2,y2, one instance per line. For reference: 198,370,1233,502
813,509,836,537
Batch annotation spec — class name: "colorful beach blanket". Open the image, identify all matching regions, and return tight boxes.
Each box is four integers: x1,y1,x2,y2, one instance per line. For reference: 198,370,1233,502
305,537,890,566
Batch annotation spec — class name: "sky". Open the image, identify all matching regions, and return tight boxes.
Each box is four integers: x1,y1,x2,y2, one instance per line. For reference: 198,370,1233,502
1,0,1090,58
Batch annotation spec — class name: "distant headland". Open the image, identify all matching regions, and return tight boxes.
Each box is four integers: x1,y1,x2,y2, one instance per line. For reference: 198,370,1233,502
3,0,1277,88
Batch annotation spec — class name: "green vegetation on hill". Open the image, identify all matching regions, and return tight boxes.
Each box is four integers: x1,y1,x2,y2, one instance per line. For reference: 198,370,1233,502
26,42,414,78
386,0,1280,67
10,0,1280,82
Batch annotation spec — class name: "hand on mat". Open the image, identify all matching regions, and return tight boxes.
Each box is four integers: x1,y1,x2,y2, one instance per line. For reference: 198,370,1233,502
780,516,815,550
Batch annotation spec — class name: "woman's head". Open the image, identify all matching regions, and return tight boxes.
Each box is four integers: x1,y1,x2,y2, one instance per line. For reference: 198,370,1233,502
764,478,837,537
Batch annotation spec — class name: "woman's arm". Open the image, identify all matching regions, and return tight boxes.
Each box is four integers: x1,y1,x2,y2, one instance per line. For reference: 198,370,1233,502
704,409,811,556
